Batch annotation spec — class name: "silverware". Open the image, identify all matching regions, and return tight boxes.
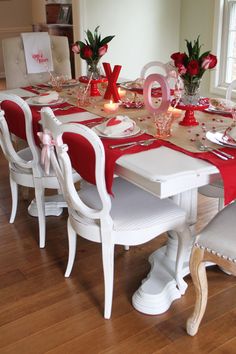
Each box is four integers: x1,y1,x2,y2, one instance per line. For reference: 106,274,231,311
120,139,156,150
31,85,48,93
37,106,72,113
84,119,107,127
195,140,231,160
109,138,156,149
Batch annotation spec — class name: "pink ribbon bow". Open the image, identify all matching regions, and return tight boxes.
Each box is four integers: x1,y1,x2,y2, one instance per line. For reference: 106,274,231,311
37,131,55,175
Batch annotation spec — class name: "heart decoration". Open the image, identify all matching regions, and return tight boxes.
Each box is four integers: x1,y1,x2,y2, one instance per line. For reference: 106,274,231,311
106,117,121,126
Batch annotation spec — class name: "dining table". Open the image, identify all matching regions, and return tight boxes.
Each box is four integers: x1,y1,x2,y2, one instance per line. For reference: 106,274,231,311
1,83,236,316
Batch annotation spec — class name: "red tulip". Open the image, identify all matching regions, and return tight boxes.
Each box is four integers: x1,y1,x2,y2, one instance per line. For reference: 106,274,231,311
187,60,200,76
98,44,108,57
81,45,93,59
201,54,217,70
171,52,187,66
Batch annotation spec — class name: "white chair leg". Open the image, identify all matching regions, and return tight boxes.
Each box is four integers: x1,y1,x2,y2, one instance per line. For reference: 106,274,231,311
65,218,77,277
124,245,129,251
34,179,46,248
218,197,224,211
175,226,192,295
9,176,18,223
102,242,115,319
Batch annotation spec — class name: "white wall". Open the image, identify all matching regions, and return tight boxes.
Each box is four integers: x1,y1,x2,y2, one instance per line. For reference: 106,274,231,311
77,0,181,80
32,0,46,24
179,0,216,96
0,0,32,77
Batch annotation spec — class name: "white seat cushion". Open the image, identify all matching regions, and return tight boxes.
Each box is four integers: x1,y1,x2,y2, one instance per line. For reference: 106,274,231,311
76,178,186,232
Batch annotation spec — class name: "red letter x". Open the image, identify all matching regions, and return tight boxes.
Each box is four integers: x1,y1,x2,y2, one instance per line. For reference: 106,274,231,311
103,63,122,102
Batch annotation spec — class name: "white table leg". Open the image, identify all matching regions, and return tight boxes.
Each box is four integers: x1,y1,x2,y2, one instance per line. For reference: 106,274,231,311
132,188,198,315
28,194,67,217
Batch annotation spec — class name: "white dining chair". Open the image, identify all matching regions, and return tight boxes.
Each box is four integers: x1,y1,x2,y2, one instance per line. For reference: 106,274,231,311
0,93,81,248
186,201,236,336
198,79,236,210
40,107,191,319
2,35,72,89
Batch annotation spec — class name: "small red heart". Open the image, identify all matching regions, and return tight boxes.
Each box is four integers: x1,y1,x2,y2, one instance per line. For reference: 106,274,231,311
106,117,121,126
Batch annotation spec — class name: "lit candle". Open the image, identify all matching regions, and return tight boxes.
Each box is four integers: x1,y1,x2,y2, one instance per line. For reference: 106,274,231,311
168,107,182,118
104,100,119,113
118,87,126,99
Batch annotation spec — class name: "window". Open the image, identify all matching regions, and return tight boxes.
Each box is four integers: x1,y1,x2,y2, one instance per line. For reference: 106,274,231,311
211,0,236,95
221,0,236,84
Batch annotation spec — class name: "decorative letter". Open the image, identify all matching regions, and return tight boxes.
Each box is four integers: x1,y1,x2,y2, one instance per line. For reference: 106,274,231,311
143,74,170,114
103,62,122,103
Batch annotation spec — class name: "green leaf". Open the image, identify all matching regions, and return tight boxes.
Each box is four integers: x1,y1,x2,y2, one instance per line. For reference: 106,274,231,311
199,51,211,60
94,25,100,34
185,39,192,57
86,29,94,46
78,41,86,48
100,35,115,46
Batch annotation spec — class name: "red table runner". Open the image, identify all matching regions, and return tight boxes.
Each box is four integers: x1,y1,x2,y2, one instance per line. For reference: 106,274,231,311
2,93,236,205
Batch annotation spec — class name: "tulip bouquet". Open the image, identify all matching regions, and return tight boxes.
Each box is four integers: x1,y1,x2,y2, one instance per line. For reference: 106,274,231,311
72,26,115,79
170,36,217,104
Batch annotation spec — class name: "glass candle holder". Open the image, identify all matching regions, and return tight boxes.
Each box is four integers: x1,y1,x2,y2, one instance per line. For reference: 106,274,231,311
154,112,174,139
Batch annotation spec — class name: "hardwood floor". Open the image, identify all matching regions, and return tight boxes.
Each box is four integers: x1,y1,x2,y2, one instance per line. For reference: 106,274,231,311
0,78,235,352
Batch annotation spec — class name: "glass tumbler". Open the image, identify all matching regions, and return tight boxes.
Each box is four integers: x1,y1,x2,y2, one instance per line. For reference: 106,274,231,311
154,112,174,139
77,85,90,107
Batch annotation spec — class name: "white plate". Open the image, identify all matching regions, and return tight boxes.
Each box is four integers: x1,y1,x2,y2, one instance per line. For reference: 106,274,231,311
206,106,231,114
120,81,160,91
92,125,141,139
120,81,143,91
206,130,236,147
25,97,65,106
47,80,79,88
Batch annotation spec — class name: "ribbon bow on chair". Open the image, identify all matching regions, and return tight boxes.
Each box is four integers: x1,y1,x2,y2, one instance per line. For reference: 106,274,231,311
37,131,55,175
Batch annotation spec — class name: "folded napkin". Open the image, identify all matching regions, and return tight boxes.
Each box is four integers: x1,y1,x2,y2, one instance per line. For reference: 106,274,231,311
33,91,59,104
209,98,235,111
96,116,136,136
223,124,236,144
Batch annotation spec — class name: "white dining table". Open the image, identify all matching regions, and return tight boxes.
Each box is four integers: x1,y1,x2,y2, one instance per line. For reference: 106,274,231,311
57,110,220,315
1,87,220,315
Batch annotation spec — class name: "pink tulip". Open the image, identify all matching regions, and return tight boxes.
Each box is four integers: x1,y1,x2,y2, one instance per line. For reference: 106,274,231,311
201,54,217,70
177,64,187,75
98,44,108,57
72,44,80,54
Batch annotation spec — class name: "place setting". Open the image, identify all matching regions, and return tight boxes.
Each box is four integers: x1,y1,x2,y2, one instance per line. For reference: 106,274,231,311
25,90,65,106
205,97,236,116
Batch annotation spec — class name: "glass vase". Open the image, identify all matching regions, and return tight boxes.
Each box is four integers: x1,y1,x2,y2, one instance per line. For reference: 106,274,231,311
182,79,201,105
87,60,101,80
